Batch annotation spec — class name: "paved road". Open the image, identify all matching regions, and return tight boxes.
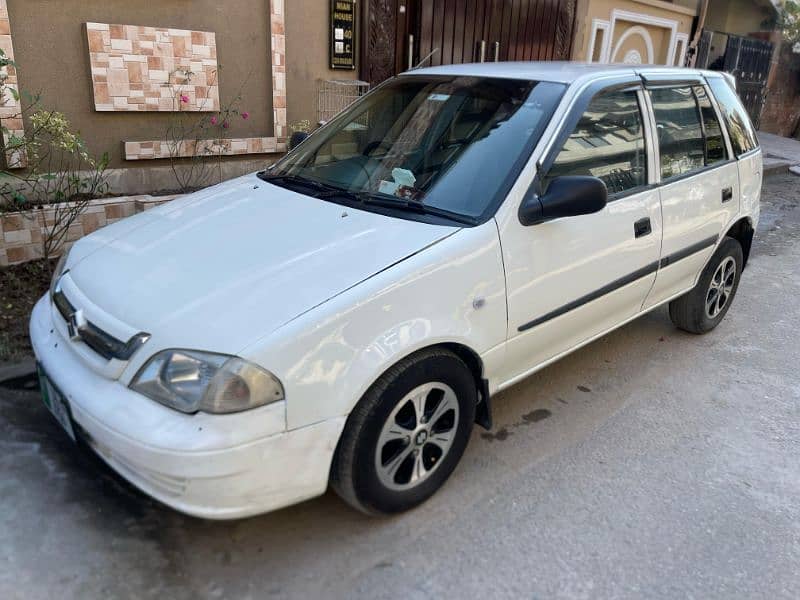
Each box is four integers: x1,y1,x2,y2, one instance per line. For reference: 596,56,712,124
2,174,799,600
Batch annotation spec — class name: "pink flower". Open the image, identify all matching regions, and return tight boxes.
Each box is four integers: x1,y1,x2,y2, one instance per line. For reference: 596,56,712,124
210,116,218,125
180,94,190,104
222,120,230,129
241,111,250,120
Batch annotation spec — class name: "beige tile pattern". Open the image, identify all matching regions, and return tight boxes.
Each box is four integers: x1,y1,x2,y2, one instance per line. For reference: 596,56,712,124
270,0,287,143
125,137,281,160
86,22,220,112
124,1,287,159
0,194,180,266
0,0,26,168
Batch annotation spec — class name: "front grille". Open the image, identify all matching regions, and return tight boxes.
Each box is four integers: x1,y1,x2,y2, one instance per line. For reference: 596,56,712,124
52,278,150,361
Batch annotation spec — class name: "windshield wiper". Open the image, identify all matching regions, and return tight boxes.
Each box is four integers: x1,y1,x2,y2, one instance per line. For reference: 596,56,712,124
258,172,333,195
314,188,476,225
358,193,477,225
260,172,476,226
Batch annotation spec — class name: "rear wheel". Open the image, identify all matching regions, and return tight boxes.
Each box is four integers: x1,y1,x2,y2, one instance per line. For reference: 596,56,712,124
669,236,743,334
330,348,476,515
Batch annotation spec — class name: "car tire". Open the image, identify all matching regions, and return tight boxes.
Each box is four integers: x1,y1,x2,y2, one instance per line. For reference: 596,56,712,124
669,236,744,334
330,348,476,515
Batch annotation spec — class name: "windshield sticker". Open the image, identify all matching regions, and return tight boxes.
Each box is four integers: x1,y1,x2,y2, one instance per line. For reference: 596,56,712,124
379,167,417,198
428,93,450,102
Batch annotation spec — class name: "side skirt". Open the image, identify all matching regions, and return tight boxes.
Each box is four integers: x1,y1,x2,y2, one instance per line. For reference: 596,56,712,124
494,283,701,394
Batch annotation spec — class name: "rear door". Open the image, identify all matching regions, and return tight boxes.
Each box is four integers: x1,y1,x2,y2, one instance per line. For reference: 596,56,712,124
641,76,741,309
706,75,763,225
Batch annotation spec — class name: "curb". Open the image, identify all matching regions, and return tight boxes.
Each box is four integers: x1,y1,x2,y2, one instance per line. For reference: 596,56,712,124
763,161,792,176
0,358,36,383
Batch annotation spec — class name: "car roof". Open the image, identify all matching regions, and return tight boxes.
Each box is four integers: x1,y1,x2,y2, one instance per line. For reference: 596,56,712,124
402,61,724,85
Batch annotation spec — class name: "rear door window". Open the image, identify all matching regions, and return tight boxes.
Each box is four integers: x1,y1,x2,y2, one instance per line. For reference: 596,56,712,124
545,89,647,196
694,86,728,165
707,78,758,157
649,87,705,179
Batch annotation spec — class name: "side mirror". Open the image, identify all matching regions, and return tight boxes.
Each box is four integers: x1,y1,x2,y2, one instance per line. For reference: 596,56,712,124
519,176,607,226
288,131,310,151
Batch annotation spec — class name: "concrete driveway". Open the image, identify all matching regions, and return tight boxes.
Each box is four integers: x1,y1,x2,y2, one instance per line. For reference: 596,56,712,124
1,173,799,600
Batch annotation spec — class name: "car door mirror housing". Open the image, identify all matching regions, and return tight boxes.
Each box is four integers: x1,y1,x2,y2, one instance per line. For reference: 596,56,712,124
519,176,608,226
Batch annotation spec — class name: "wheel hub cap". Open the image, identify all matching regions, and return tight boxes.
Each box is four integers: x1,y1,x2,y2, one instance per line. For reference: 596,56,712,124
705,256,736,319
374,382,460,491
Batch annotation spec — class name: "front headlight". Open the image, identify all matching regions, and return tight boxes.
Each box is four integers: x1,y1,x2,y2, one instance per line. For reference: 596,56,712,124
49,249,70,299
130,349,284,414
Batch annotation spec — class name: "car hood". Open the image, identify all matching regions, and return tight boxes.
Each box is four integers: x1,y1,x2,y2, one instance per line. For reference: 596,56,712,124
67,174,457,354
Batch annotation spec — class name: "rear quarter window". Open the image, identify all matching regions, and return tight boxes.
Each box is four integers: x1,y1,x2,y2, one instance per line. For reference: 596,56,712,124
707,78,758,157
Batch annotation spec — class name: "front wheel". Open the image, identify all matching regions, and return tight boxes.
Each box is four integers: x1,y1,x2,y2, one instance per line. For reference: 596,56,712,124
669,236,744,334
330,348,476,515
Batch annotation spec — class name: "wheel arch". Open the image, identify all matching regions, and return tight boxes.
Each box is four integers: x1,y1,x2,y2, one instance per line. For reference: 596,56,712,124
724,217,755,269
438,342,492,430
350,342,493,433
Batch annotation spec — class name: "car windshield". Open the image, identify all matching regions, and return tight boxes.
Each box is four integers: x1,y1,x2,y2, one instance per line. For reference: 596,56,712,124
265,75,565,222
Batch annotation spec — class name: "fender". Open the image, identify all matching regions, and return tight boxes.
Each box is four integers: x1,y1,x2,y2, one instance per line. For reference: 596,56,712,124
243,220,507,430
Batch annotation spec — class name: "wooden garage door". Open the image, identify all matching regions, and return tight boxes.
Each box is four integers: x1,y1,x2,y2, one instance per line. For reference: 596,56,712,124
417,0,577,66
361,0,577,86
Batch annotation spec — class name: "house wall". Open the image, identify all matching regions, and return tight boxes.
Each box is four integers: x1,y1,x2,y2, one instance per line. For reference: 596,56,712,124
760,41,800,137
1,0,358,194
573,0,696,65
285,1,360,129
705,0,774,36
7,0,274,171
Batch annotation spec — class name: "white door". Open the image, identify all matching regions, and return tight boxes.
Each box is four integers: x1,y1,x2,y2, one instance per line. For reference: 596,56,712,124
707,76,763,229
495,84,662,388
642,82,742,309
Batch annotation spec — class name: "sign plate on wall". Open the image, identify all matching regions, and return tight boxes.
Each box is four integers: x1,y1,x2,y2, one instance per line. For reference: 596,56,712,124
330,0,356,70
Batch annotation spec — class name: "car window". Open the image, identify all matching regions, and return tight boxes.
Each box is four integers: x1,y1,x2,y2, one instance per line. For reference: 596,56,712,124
707,77,758,157
545,89,647,196
694,86,728,165
269,76,565,221
650,87,705,179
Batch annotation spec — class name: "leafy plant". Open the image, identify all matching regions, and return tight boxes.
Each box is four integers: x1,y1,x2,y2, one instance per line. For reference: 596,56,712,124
0,53,111,266
162,67,251,192
290,119,312,134
773,1,800,51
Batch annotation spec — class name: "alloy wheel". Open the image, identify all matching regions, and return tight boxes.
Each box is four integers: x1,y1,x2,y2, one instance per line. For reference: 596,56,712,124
705,256,736,319
374,382,460,491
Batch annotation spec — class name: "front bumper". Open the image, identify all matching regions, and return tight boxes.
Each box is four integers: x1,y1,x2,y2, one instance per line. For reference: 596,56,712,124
30,296,346,519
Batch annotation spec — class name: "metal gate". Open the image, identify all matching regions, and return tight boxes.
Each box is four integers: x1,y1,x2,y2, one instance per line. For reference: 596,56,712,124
415,0,576,67
696,30,773,129
361,0,577,86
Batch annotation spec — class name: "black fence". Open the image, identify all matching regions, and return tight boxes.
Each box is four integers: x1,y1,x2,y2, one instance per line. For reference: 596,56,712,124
696,30,773,129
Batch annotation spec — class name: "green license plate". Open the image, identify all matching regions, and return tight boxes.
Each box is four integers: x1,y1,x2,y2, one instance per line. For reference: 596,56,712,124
38,365,76,442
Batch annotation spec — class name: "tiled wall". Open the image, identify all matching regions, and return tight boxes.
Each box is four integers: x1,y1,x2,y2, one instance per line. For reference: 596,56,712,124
1,0,287,173
125,137,280,160
270,0,287,142
0,195,179,266
0,0,25,168
123,0,287,158
86,22,220,112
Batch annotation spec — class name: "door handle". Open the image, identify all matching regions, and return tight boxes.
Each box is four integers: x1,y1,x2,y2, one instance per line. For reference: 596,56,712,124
634,217,652,238
721,187,733,203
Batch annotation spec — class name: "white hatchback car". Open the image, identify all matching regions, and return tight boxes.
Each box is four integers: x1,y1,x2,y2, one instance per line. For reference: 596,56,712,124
31,63,761,519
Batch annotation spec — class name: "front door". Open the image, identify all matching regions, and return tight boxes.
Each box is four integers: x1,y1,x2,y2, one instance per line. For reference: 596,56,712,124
496,81,662,387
